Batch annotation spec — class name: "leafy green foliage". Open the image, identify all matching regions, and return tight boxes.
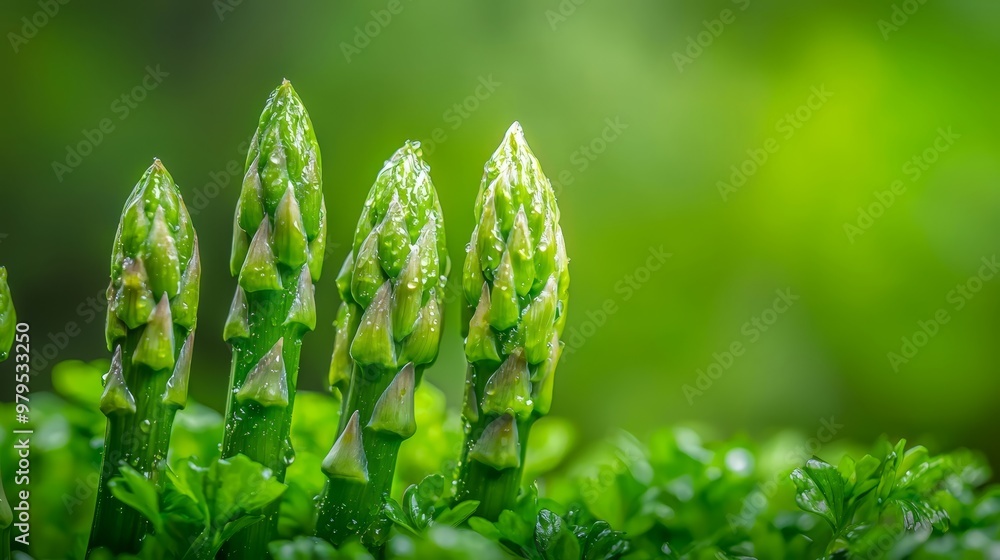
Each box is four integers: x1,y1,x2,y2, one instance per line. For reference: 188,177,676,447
791,439,978,559
99,454,287,559
3,359,999,559
0,360,107,558
384,474,481,537
462,484,629,560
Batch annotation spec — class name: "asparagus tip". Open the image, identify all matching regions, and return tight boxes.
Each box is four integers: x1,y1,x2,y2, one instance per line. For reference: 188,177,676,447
367,363,417,439
481,349,533,420
100,346,136,416
236,338,290,408
163,332,194,408
132,294,177,371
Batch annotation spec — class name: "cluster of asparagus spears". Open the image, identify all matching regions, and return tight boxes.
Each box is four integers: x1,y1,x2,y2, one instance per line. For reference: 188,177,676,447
74,81,569,557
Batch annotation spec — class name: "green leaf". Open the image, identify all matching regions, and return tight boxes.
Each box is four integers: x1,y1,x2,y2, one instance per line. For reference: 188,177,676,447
791,458,846,532
576,520,629,560
108,464,164,535
468,516,502,541
497,509,534,548
534,509,581,560
168,459,211,524
436,501,481,528
876,440,906,503
215,454,288,515
385,498,421,538
852,454,882,498
405,474,446,530
218,515,266,547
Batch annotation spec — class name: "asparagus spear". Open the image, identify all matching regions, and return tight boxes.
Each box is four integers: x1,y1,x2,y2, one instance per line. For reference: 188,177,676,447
1,267,13,558
0,266,13,361
220,80,326,556
454,122,570,520
316,141,449,547
89,160,201,554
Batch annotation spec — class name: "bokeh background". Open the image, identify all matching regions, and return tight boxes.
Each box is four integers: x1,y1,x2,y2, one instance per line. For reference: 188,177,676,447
1,1,998,464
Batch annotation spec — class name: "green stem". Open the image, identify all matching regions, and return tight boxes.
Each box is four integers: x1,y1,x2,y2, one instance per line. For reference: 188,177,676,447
455,362,533,519
221,270,303,556
315,364,404,546
89,331,179,553
458,462,521,521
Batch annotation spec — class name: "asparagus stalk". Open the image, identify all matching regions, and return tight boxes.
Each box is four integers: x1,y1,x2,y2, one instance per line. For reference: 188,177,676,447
88,160,201,554
220,80,326,556
453,122,570,520
1,267,13,558
316,141,449,547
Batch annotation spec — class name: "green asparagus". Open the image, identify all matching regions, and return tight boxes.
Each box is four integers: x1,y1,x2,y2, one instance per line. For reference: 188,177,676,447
0,267,13,362
316,141,449,547
89,160,201,554
1,267,12,559
220,80,326,556
454,122,570,520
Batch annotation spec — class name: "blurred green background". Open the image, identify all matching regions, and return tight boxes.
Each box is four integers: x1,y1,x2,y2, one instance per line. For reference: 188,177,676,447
1,1,997,464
